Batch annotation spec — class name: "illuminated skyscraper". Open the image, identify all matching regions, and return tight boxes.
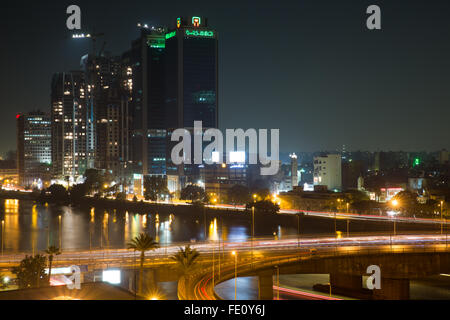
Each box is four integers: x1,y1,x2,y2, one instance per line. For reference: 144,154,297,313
124,17,218,181
123,26,167,176
164,16,219,177
51,71,91,181
16,111,51,187
81,53,131,178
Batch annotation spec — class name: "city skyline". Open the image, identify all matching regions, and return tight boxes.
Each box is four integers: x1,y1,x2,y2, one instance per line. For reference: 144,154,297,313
2,0,450,155
1,1,450,304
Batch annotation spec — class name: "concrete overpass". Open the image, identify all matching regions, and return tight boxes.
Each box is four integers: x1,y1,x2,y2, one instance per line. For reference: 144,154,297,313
190,243,450,300
1,234,449,299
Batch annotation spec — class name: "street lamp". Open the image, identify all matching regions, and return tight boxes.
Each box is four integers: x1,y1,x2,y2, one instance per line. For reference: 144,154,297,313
391,199,399,236
58,215,62,251
212,242,215,288
1,220,4,256
275,265,280,300
297,213,300,248
232,251,237,300
251,205,255,267
440,200,444,235
335,199,341,235
165,222,169,255
347,219,349,238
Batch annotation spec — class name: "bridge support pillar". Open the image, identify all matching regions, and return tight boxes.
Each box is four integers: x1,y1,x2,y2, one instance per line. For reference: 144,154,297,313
258,270,273,300
330,273,362,292
372,278,409,300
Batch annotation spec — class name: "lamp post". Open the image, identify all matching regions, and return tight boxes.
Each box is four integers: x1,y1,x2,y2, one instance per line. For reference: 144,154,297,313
165,223,169,255
232,251,237,300
58,215,62,251
347,219,349,238
212,243,215,288
334,210,337,235
297,214,300,248
391,199,399,236
46,226,49,248
441,200,444,235
390,199,399,249
335,199,340,235
275,265,280,300
251,205,255,266
218,217,221,281
203,206,207,240
1,220,4,256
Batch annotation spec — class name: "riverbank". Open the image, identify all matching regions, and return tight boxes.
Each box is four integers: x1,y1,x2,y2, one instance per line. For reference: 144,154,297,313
0,190,444,237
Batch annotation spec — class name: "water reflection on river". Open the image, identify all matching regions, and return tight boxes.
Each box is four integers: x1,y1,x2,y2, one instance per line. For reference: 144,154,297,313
0,199,297,253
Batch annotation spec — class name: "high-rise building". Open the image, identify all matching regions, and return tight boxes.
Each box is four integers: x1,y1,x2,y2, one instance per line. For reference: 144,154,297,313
123,26,167,176
123,17,219,183
81,54,131,179
164,16,219,177
16,111,51,187
51,71,91,181
313,154,342,191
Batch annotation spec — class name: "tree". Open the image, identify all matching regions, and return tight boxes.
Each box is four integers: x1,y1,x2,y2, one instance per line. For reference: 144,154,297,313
84,169,104,193
69,183,87,203
127,233,159,294
115,192,126,201
12,255,48,288
44,246,61,284
246,200,280,214
228,185,251,205
251,188,271,201
170,245,200,296
352,200,379,214
47,184,69,204
180,185,206,203
392,191,419,215
345,190,370,203
144,176,169,202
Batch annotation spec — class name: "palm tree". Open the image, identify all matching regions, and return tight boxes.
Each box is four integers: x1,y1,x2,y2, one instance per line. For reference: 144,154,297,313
170,245,200,297
127,233,159,294
44,246,61,284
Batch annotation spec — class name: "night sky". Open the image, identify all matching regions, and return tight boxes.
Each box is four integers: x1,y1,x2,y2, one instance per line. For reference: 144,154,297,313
1,0,450,155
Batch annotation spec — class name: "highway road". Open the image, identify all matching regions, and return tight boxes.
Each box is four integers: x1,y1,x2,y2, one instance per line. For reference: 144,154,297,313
208,203,450,225
190,235,450,300
0,233,448,269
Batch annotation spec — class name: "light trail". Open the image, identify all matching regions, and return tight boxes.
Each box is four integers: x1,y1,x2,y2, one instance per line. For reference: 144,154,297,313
272,285,342,300
0,234,448,268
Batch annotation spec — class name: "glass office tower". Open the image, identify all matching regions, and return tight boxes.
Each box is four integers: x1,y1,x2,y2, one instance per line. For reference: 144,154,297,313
164,16,219,177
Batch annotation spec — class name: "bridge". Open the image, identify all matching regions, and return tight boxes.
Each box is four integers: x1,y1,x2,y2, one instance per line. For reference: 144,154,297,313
187,236,450,300
1,234,449,299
